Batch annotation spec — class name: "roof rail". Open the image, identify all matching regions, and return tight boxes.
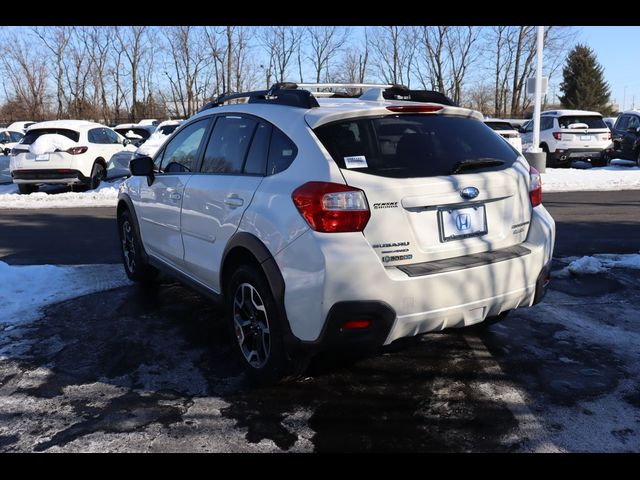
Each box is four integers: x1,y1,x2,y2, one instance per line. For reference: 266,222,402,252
298,83,393,90
198,83,319,112
360,84,458,106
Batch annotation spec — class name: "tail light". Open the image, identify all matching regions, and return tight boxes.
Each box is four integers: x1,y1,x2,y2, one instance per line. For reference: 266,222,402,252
529,166,542,207
605,132,611,140
552,132,562,140
292,181,370,233
66,146,88,155
386,105,443,113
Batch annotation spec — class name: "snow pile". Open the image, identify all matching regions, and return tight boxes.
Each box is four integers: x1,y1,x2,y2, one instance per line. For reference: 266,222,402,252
135,131,168,158
28,134,75,155
557,253,640,276
0,260,131,326
0,178,124,209
542,164,640,192
124,130,143,140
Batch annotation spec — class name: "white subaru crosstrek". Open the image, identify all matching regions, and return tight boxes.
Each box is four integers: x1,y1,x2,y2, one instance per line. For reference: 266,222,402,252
117,84,556,383
10,120,132,194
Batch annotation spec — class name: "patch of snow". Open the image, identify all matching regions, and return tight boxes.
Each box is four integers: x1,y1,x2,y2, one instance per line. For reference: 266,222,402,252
542,163,640,192
125,130,143,140
0,178,124,209
0,260,131,326
557,253,640,276
28,134,76,155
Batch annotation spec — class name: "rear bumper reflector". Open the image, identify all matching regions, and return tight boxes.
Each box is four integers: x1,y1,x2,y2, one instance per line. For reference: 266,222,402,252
397,244,531,277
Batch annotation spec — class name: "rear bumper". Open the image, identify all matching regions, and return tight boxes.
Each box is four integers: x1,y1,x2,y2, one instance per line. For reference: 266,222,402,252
11,169,85,184
550,148,606,165
275,206,555,348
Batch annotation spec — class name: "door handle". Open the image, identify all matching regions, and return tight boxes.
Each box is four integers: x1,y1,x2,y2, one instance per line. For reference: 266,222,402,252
169,192,182,201
224,195,244,207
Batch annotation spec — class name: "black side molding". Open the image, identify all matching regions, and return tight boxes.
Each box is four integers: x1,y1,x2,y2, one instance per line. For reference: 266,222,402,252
397,245,531,277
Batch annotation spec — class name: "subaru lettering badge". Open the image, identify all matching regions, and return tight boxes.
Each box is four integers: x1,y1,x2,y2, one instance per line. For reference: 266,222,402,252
456,213,471,231
460,186,479,200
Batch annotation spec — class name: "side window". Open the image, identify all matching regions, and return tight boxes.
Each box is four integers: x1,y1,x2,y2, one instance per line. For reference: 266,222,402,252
9,131,23,142
0,132,10,143
541,117,553,130
615,115,629,131
88,128,101,144
522,121,533,133
627,116,639,130
244,122,272,175
267,128,297,175
201,116,257,174
104,128,121,144
160,119,209,173
153,147,165,171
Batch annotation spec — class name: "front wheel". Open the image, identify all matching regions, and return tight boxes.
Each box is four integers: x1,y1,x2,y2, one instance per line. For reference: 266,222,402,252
227,265,305,384
118,209,158,283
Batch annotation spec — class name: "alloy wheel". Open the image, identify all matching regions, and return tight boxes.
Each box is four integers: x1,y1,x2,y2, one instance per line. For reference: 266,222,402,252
233,282,271,369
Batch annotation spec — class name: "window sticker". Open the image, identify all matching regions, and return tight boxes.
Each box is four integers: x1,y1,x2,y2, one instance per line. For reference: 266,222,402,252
344,155,368,169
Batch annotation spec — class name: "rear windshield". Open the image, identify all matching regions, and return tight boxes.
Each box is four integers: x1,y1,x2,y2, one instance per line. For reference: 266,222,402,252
114,128,151,140
314,115,519,178
485,121,514,131
21,128,79,144
158,124,179,135
558,115,607,129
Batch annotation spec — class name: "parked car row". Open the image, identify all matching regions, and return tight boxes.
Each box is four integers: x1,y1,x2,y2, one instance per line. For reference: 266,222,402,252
7,118,183,193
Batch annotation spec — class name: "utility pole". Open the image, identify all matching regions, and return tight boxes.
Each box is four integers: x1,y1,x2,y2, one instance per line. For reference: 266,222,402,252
531,26,544,154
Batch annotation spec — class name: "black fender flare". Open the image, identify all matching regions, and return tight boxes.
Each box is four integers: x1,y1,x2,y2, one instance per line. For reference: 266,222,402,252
117,193,150,263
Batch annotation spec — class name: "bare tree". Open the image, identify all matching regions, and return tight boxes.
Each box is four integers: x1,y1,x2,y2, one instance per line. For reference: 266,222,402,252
32,26,71,119
305,26,349,83
260,26,304,84
115,26,149,121
369,26,415,87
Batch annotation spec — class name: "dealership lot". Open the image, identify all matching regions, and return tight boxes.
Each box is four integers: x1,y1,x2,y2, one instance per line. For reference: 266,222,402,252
0,191,639,452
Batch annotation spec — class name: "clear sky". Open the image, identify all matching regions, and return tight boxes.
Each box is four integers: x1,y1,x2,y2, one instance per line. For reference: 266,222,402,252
578,26,640,112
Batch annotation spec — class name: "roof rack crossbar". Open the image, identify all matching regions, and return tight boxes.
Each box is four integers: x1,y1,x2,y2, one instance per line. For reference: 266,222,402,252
199,83,319,112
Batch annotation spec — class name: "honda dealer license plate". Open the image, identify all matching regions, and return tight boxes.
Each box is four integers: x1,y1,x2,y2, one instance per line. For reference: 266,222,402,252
35,154,49,162
439,204,487,242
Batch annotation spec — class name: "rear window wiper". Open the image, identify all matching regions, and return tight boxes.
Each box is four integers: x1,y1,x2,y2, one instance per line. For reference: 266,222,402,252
452,158,505,174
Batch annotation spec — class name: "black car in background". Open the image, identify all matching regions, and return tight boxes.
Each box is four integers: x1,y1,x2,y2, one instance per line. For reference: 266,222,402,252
609,111,640,165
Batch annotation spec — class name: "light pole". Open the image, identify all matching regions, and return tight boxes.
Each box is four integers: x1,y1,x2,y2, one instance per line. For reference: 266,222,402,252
531,25,544,154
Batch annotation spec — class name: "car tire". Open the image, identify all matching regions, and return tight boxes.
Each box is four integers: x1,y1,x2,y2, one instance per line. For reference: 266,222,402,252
88,162,105,190
226,264,305,385
17,184,38,195
541,145,552,167
117,209,158,283
636,150,640,167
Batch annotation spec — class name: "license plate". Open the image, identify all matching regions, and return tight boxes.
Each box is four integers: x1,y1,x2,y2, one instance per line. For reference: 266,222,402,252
439,205,487,242
580,135,591,141
35,154,49,161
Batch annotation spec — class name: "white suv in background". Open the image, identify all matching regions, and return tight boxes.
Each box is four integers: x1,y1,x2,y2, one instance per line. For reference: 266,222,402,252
117,84,555,383
10,120,129,194
520,109,611,167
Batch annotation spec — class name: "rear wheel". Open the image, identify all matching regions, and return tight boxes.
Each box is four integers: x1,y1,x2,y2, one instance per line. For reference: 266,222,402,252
118,209,158,283
17,184,38,195
88,162,105,190
226,264,306,384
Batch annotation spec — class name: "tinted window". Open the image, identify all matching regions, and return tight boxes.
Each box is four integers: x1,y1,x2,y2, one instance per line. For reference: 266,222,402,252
558,115,607,129
158,124,179,135
244,122,271,175
201,116,257,174
104,128,121,144
21,128,80,144
485,122,514,131
114,128,151,146
314,115,519,179
267,128,297,175
0,132,10,143
522,120,533,133
614,115,629,131
627,116,640,130
88,128,106,144
9,131,23,142
160,119,209,173
541,117,554,130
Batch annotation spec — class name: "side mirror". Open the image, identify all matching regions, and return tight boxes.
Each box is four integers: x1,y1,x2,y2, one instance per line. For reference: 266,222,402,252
123,138,131,147
129,156,155,185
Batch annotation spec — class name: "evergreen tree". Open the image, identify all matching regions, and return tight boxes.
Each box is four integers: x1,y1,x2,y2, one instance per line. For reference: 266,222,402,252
559,44,611,114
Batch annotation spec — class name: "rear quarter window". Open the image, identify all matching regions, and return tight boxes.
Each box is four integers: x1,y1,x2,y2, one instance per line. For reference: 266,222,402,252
314,114,519,178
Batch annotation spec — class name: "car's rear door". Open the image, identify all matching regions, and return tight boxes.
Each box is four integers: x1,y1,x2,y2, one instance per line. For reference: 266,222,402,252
180,114,267,291
312,113,532,268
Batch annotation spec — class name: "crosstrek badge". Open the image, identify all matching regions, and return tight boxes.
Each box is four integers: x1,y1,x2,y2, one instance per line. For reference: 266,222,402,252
343,155,368,168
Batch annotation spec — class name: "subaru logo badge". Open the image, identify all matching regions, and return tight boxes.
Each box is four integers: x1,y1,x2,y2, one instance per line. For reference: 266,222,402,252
460,187,479,200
